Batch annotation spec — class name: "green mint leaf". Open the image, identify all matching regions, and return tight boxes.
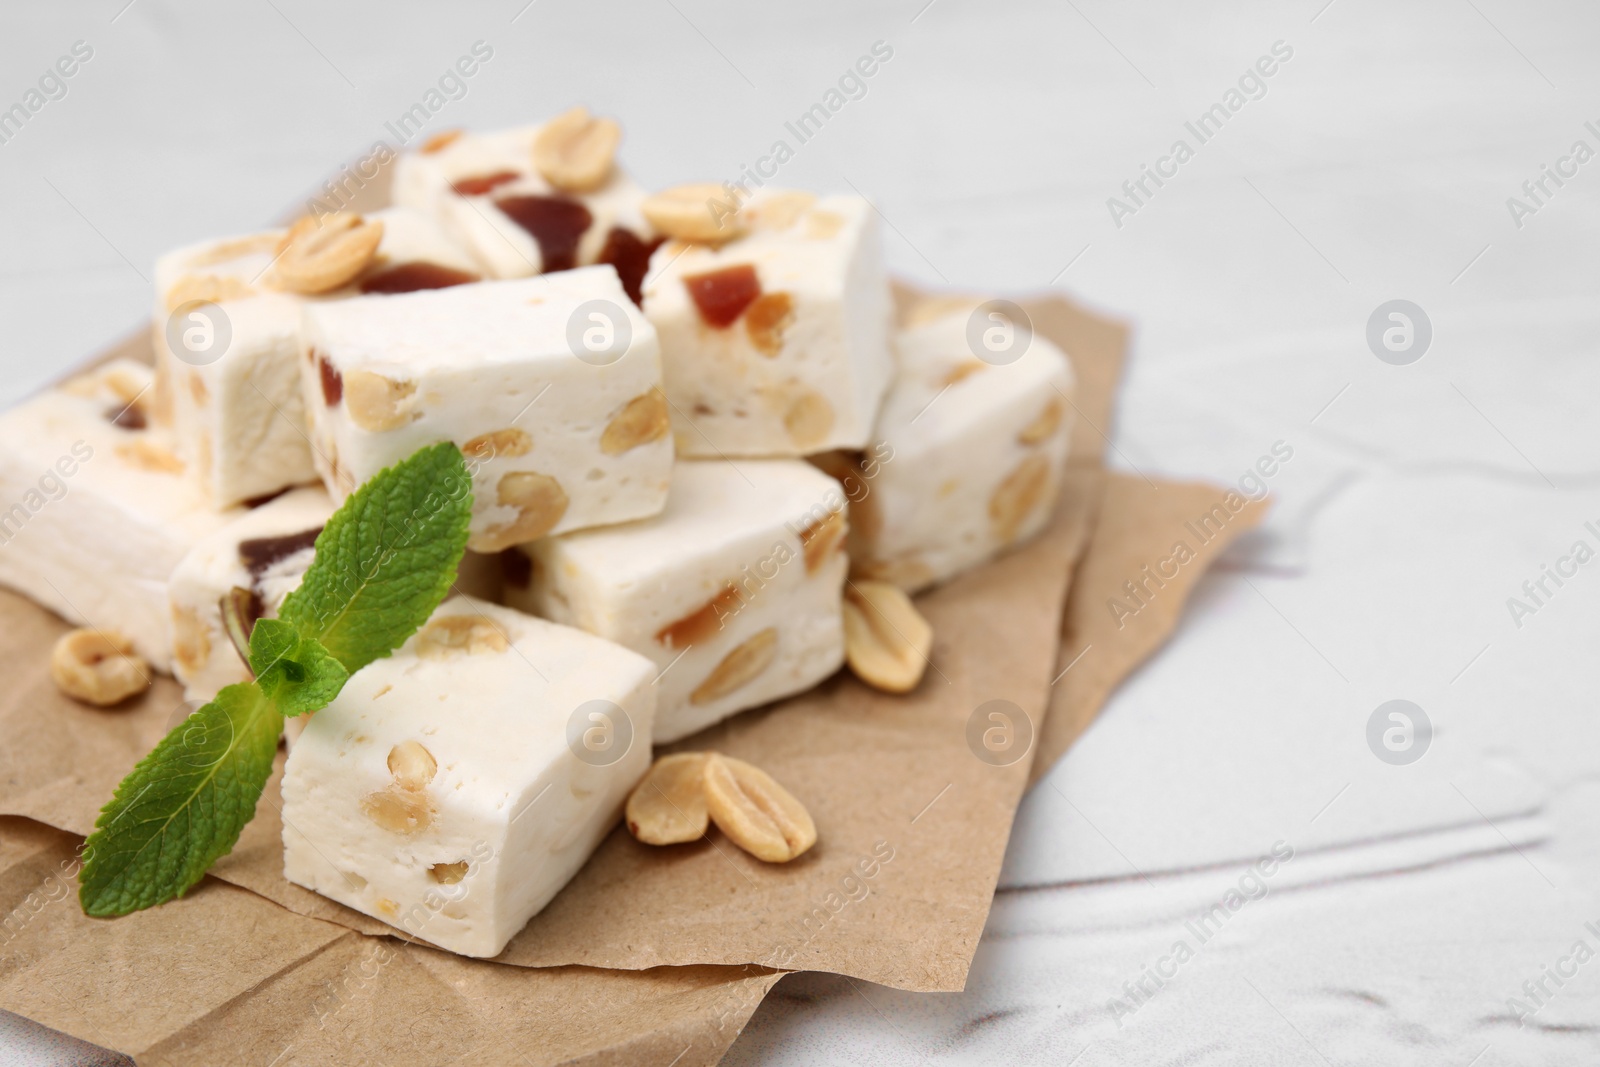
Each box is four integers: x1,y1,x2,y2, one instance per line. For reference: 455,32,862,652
277,442,472,675
79,683,283,916
249,618,349,717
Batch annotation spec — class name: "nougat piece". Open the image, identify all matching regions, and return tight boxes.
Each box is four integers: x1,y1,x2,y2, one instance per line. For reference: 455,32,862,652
504,459,847,743
641,188,893,458
391,121,658,301
0,360,237,669
300,268,672,552
281,597,656,958
154,207,480,507
817,303,1076,593
167,486,334,702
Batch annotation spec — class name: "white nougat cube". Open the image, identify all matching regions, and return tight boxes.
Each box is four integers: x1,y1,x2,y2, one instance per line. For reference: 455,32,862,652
392,123,656,294
300,268,673,552
168,486,334,702
154,208,480,508
281,597,656,958
825,303,1076,592
0,360,239,669
641,189,893,458
504,460,848,743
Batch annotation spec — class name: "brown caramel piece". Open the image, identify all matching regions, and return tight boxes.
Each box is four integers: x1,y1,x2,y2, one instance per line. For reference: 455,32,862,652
656,585,743,649
683,264,761,328
745,291,794,356
316,353,343,406
359,261,479,294
596,226,664,306
494,195,593,273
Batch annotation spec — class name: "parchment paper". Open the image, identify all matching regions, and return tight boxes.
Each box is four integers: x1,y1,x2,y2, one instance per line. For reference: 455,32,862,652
0,262,1262,1060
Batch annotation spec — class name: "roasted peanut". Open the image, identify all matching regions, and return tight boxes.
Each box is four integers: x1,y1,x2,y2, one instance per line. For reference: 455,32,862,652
463,428,533,461
782,387,834,449
641,184,745,243
50,629,149,707
600,390,670,455
625,752,710,845
703,753,816,862
415,615,510,658
342,371,418,432
690,628,778,705
988,453,1051,543
477,471,569,551
274,213,384,294
842,580,932,693
387,740,438,790
532,106,621,193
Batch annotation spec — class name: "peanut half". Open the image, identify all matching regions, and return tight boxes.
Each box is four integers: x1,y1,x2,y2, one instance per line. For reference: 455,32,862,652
703,754,816,863
625,752,710,845
50,629,150,707
689,627,778,705
843,580,933,694
532,106,621,193
641,184,746,243
274,213,384,294
599,390,670,455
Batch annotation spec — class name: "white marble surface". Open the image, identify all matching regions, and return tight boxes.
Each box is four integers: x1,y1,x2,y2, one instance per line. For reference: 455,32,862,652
3,1,1599,1063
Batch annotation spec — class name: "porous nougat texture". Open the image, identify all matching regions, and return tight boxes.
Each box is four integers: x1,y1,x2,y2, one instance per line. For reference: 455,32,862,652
392,123,655,286
816,303,1076,593
0,360,239,670
300,269,673,552
168,486,334,702
281,597,657,958
641,188,893,458
154,208,481,508
504,459,848,743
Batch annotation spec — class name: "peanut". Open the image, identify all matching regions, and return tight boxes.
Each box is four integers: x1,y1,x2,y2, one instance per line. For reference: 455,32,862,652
842,580,932,693
703,754,816,863
463,428,532,461
115,439,184,473
165,273,256,312
532,106,621,193
656,585,742,649
989,453,1051,543
359,787,433,834
477,471,569,551
690,628,778,705
782,387,834,449
1017,397,1064,445
799,509,847,574
50,629,149,707
748,191,816,231
641,184,745,243
273,213,384,294
342,371,418,432
387,740,438,790
625,752,710,845
599,390,670,455
415,615,510,658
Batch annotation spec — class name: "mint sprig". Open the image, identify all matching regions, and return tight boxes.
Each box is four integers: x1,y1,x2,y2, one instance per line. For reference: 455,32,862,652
79,443,472,917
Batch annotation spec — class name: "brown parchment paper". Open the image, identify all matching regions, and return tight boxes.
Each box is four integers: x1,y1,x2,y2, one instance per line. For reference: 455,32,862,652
0,817,780,1066
1032,476,1269,782
0,260,1257,1061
